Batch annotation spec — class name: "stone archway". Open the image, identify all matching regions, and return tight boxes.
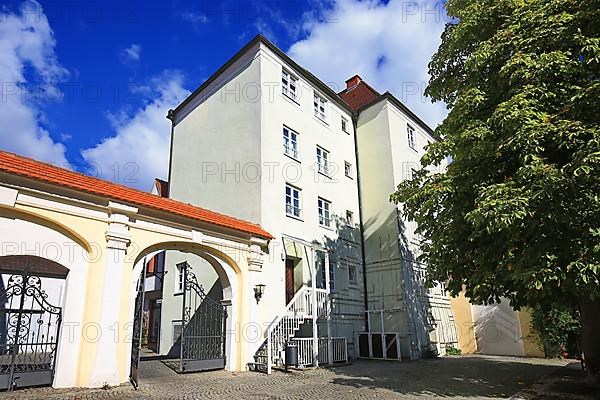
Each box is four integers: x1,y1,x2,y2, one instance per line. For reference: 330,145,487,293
126,241,243,383
0,210,91,389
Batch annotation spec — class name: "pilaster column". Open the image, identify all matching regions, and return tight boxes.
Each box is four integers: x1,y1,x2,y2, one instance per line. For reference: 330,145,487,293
88,203,136,387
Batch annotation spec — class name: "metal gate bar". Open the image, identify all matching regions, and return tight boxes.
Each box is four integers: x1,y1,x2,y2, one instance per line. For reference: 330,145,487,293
0,273,63,391
179,262,227,373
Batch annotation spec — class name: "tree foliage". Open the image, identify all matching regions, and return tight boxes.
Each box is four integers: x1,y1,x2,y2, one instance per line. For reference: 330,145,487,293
391,0,600,311
531,304,581,358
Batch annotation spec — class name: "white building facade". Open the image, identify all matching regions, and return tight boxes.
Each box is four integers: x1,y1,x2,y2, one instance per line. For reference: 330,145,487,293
165,35,457,366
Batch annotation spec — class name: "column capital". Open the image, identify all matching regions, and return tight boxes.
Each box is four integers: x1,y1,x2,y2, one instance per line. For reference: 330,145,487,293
247,237,268,272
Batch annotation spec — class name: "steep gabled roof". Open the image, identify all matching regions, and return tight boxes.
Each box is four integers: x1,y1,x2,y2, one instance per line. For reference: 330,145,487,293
338,75,381,111
0,151,273,239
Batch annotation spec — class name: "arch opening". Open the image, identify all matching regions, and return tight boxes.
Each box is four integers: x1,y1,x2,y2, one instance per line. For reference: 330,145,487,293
0,211,90,390
127,242,241,385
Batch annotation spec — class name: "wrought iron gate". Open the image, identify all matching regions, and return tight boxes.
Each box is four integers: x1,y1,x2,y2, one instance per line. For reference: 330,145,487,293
179,262,227,373
0,273,63,391
129,269,145,389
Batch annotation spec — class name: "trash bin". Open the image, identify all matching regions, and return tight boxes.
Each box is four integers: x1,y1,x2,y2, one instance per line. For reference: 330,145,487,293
285,342,298,368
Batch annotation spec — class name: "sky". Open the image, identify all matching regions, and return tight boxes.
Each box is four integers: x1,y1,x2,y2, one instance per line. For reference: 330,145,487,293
0,0,450,190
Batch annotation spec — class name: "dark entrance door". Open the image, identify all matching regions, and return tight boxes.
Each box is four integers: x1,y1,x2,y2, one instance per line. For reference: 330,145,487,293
285,259,295,304
0,271,63,391
179,262,227,373
129,267,145,389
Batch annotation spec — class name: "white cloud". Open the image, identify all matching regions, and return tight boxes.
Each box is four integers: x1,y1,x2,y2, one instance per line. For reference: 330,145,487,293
287,0,449,127
121,44,141,63
81,72,190,190
0,0,70,166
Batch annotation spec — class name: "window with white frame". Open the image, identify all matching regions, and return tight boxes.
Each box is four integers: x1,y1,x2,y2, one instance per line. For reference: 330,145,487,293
341,117,349,133
346,210,354,226
172,321,182,345
285,184,301,218
407,125,417,150
318,197,331,227
348,264,357,283
344,161,353,178
176,264,185,292
281,69,298,100
316,146,330,175
283,126,299,159
314,92,327,121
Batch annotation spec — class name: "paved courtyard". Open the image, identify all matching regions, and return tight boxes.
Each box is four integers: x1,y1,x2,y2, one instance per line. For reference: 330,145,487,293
0,355,569,399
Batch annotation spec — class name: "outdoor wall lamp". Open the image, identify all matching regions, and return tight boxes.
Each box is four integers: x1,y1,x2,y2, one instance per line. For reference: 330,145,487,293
254,284,266,304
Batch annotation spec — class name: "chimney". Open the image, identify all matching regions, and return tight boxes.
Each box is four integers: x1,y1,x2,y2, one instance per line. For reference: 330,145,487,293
345,75,362,89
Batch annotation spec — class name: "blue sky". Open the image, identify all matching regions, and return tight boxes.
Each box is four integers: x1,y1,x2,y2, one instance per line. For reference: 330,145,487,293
0,0,449,189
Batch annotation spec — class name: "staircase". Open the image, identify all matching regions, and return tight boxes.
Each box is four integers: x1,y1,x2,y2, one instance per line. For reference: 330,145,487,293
249,286,328,374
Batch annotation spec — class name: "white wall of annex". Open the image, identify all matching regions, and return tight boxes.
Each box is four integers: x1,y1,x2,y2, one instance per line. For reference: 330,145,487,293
169,44,263,223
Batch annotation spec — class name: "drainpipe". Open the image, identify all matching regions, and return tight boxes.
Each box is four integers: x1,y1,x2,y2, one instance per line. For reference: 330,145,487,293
166,109,176,198
351,111,370,330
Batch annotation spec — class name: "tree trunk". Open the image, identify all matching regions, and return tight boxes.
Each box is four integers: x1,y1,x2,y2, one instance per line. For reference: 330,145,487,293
581,296,600,384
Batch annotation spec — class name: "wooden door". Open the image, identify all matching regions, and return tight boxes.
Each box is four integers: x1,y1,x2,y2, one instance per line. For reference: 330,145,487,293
285,259,295,304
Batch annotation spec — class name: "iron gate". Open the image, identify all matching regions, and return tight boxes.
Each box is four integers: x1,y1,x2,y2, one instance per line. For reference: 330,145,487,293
0,273,63,391
129,267,145,389
179,262,227,373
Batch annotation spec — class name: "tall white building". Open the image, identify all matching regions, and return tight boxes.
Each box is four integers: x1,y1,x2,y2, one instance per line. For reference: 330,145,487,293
164,35,456,368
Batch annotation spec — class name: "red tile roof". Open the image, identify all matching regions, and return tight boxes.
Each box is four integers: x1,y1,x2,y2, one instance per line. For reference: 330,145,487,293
0,151,273,239
339,76,382,111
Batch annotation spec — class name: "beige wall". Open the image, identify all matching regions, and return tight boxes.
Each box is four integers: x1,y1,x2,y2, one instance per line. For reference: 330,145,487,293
450,291,544,358
0,181,260,388
450,293,477,354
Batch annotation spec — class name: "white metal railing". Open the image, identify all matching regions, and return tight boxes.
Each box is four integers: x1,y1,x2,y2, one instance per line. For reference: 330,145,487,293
292,337,348,367
265,286,329,374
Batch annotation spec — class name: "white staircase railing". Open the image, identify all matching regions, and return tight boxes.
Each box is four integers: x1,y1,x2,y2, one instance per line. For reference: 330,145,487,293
264,286,328,374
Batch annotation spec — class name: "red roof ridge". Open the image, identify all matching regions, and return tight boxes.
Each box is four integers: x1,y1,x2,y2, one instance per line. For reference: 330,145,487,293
0,150,273,239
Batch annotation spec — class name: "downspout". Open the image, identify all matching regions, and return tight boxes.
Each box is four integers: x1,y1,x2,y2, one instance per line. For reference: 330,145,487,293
166,109,176,198
351,111,369,327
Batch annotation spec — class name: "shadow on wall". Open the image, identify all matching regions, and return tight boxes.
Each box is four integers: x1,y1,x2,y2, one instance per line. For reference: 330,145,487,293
360,207,435,358
318,216,364,339
164,280,223,359
328,357,566,398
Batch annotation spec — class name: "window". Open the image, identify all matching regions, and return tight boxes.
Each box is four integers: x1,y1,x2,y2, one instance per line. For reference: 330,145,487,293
344,161,353,178
407,125,417,150
172,321,182,345
283,126,299,159
285,184,301,218
318,197,331,227
318,254,336,293
348,264,357,283
341,117,349,133
346,210,354,226
316,146,330,176
314,93,327,121
281,69,298,100
176,264,185,292
329,260,336,292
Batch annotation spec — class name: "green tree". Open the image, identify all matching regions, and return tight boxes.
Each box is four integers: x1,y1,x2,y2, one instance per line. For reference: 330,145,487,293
531,304,581,358
391,0,600,381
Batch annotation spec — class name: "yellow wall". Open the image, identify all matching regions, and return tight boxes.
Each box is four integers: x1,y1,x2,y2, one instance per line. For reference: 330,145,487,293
517,308,545,358
450,292,477,354
9,196,253,387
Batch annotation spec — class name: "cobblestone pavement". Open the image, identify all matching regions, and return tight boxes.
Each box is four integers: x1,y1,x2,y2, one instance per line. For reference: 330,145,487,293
0,355,568,399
